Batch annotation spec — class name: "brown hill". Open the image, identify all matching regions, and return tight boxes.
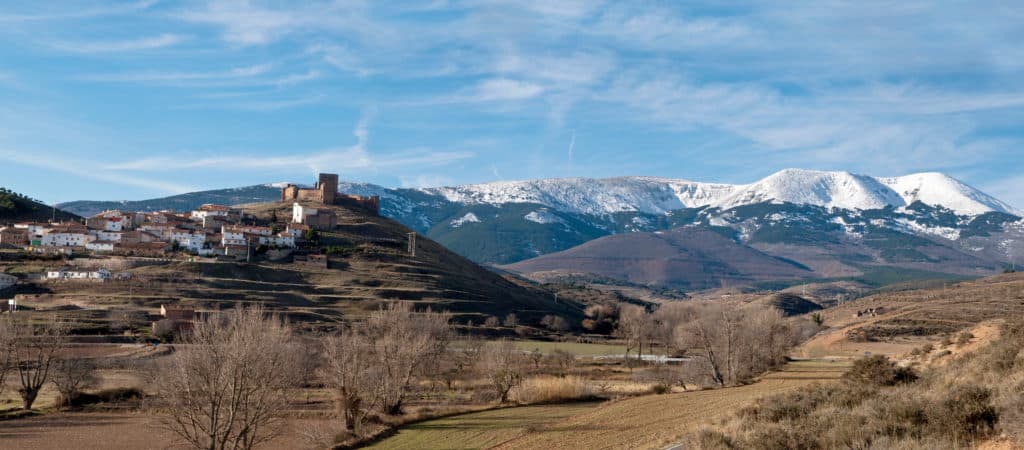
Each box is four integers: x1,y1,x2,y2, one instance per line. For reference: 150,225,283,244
502,227,812,290
1,201,583,329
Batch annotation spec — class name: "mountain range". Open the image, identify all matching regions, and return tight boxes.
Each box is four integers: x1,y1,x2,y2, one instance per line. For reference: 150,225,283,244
58,169,1024,290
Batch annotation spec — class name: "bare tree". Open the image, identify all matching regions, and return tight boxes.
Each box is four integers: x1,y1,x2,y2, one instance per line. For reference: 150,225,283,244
51,357,98,407
483,316,500,327
13,316,69,409
503,313,518,328
155,306,299,450
670,303,797,387
541,314,570,333
0,316,13,398
478,340,525,403
616,304,653,361
321,329,382,435
363,303,451,415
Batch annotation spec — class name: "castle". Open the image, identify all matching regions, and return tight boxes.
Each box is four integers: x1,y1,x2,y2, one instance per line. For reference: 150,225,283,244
281,173,380,215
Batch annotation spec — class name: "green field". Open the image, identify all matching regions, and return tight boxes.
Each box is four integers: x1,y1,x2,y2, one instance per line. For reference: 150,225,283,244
455,340,666,357
363,403,600,450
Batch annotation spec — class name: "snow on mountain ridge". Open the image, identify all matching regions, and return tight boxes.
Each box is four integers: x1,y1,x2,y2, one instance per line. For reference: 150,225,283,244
421,170,1017,217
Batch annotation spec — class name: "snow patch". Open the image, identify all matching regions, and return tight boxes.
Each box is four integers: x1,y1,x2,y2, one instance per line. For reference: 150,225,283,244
450,213,481,228
524,210,564,225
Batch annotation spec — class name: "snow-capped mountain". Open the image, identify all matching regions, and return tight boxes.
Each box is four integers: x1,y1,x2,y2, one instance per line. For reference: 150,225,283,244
58,169,1023,285
422,169,1019,217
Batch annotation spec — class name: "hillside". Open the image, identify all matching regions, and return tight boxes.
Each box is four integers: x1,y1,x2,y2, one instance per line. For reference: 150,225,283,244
0,200,583,328
502,227,813,290
57,184,283,216
0,187,79,222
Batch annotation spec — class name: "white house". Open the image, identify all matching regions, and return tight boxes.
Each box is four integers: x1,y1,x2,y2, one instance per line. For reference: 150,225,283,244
45,268,111,281
292,203,315,223
170,230,208,252
40,231,92,247
90,230,122,242
86,240,116,252
190,204,232,220
259,233,296,248
221,226,247,246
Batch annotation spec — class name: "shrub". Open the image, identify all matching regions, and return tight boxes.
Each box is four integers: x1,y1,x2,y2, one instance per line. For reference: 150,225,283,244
71,387,145,407
956,331,974,346
927,384,998,442
843,355,917,386
651,384,671,395
513,376,591,404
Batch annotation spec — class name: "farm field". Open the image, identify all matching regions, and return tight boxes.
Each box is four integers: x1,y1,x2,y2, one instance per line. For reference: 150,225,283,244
370,360,848,450
363,403,600,450
498,340,664,357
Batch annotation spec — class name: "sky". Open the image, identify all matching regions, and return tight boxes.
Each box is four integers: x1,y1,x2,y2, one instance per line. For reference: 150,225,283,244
0,1,1022,208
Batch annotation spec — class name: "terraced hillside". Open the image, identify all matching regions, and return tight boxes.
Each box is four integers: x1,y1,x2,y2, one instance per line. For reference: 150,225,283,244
0,201,583,328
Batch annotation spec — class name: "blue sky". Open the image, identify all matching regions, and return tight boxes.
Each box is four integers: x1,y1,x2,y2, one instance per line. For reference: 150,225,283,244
0,1,1022,208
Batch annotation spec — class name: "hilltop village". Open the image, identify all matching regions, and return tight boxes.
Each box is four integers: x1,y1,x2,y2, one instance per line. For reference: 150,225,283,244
0,174,380,262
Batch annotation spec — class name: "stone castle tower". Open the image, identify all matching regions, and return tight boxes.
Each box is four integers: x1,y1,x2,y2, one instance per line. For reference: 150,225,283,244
281,173,379,215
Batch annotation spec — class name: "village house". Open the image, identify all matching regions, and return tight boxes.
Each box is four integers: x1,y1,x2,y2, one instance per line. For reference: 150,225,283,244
154,304,196,337
169,230,208,253
291,203,336,230
86,216,125,232
259,232,296,248
286,222,310,238
40,224,92,247
45,267,111,281
0,227,29,247
221,226,247,246
190,204,232,220
86,240,116,252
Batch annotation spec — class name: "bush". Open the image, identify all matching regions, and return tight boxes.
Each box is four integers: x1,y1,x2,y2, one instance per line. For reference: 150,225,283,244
513,376,592,404
843,355,917,386
927,384,998,442
956,331,974,346
71,387,145,407
651,384,671,395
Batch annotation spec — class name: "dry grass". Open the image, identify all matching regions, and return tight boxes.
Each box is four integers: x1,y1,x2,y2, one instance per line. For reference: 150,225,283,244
491,360,848,450
512,376,592,404
689,321,1024,450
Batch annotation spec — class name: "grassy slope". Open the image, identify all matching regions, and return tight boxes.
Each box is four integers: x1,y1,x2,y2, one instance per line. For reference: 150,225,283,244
368,360,847,450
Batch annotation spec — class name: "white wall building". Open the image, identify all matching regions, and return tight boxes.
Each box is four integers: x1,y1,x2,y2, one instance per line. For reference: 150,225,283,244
170,230,208,252
221,226,247,246
259,233,296,248
86,241,115,252
40,232,92,247
46,268,111,281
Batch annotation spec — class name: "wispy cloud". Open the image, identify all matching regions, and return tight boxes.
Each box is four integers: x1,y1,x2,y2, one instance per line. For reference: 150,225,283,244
78,64,274,83
0,148,196,195
105,115,474,175
50,33,187,53
0,0,158,23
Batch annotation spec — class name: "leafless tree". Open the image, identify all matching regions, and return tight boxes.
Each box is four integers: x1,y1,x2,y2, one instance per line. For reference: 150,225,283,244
0,316,14,398
321,329,382,435
541,314,570,333
483,315,500,327
440,337,484,391
503,313,519,328
51,357,98,407
616,304,653,361
154,306,300,450
670,303,796,387
363,303,451,415
13,316,69,409
478,340,526,403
